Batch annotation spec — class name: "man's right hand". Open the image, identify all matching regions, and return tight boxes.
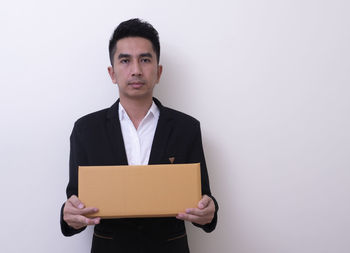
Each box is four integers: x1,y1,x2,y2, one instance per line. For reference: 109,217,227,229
63,195,100,230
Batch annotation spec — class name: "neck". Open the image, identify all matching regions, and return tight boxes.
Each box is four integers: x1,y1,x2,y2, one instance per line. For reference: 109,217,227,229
119,96,153,129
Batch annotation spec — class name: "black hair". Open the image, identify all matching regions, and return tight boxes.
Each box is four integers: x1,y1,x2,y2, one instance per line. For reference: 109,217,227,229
108,18,160,65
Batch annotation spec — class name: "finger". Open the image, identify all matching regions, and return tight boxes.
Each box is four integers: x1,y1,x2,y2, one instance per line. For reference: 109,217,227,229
64,201,99,216
176,213,201,223
91,217,101,225
79,207,99,215
176,212,213,225
185,208,206,217
71,215,90,228
198,195,211,209
68,206,99,216
68,215,100,228
84,217,101,225
69,195,85,209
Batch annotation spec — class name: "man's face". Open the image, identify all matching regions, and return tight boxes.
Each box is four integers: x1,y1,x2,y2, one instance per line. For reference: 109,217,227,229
108,37,162,101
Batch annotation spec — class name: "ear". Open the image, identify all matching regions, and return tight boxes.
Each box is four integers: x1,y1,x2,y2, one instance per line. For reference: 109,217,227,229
108,66,117,84
156,65,163,83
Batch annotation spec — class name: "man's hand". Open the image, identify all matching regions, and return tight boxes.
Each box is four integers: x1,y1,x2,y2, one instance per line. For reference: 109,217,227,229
63,195,100,230
176,195,215,225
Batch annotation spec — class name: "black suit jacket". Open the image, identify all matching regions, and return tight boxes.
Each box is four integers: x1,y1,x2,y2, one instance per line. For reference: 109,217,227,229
60,98,218,252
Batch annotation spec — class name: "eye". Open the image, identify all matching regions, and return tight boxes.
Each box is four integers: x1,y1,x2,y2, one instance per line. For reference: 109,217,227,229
120,59,129,64
141,58,151,63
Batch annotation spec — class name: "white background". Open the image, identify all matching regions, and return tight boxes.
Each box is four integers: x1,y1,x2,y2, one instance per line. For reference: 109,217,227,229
1,0,349,252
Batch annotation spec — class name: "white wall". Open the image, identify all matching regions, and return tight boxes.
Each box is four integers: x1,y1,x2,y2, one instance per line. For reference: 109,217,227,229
1,0,349,252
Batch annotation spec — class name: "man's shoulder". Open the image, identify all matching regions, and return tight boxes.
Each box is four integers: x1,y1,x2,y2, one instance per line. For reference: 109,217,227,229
162,106,200,126
73,107,110,130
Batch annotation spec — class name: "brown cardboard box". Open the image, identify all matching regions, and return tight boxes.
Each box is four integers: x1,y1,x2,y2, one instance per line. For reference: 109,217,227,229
78,163,201,218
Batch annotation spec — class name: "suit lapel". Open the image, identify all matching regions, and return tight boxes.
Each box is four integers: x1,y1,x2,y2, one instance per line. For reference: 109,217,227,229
106,99,128,165
106,98,173,166
148,98,174,165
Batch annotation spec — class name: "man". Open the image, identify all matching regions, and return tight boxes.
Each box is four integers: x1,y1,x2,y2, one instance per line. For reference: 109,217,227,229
60,18,218,252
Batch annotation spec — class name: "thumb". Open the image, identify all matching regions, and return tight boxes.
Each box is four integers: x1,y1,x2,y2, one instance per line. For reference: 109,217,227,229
198,195,211,209
69,195,85,209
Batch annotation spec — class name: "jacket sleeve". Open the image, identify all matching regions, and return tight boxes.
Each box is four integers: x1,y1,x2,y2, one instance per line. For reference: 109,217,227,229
60,123,87,236
188,122,218,233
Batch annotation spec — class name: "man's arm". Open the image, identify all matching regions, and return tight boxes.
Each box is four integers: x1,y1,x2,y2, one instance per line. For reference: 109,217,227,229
176,121,218,232
60,123,99,236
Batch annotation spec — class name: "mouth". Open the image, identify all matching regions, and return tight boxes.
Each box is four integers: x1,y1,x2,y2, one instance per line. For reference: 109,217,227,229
128,81,145,89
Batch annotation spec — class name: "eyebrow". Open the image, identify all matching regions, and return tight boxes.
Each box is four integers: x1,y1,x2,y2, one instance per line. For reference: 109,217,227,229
117,53,153,59
140,53,153,58
118,53,131,59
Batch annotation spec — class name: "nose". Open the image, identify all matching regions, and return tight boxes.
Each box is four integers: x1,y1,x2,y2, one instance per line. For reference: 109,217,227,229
131,61,142,76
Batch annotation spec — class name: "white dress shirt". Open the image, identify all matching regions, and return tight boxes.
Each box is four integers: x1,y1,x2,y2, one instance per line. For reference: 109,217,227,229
118,102,160,165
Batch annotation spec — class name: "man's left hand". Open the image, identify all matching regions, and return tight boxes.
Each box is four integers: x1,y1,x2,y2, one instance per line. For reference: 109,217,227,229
176,195,215,225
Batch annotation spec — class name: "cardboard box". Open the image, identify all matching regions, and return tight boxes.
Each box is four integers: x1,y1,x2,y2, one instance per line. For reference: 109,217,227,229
78,163,201,218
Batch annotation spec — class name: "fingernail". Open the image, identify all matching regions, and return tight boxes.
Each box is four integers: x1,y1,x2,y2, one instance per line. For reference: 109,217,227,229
186,209,191,214
78,204,84,209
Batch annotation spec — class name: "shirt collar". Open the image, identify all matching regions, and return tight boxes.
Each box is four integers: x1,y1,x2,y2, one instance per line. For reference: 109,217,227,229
147,101,160,119
118,101,159,121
